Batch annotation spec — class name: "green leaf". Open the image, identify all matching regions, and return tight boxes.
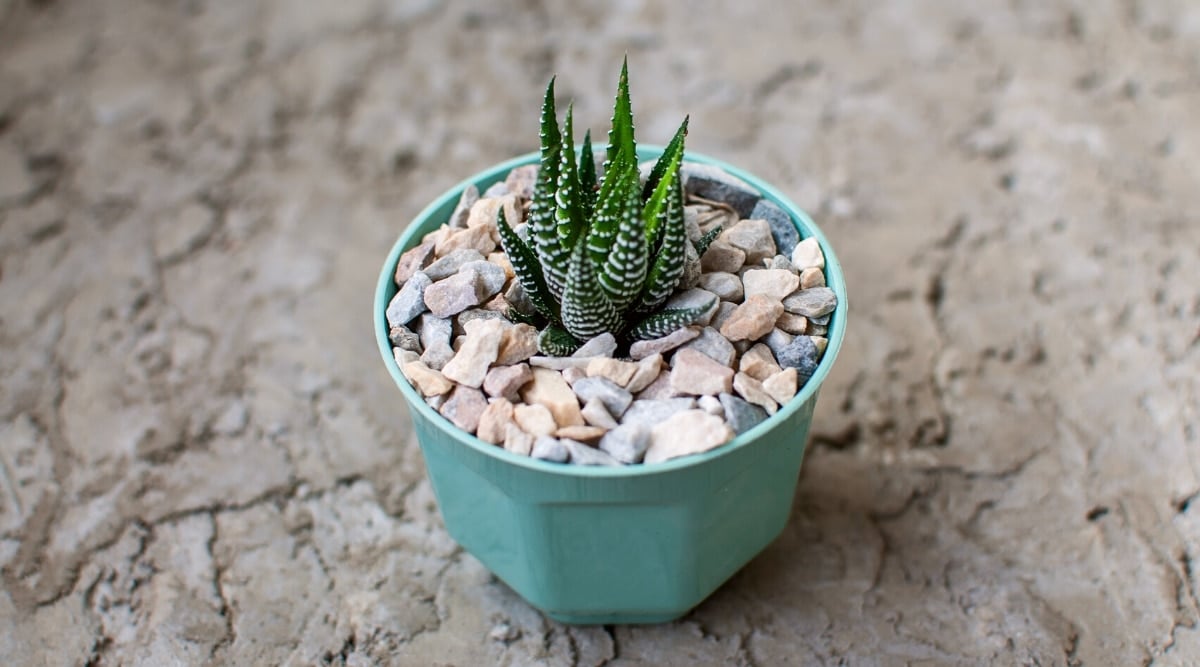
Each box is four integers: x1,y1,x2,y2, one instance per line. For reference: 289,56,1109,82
641,127,685,254
585,148,634,270
555,104,586,246
605,56,636,171
636,169,688,311
642,116,688,200
537,324,581,357
529,79,568,299
693,223,723,258
595,165,646,311
561,237,623,340
496,208,560,323
506,305,541,327
627,298,716,341
578,129,597,219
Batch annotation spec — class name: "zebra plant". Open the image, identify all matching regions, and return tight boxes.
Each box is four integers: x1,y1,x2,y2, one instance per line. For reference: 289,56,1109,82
497,60,721,356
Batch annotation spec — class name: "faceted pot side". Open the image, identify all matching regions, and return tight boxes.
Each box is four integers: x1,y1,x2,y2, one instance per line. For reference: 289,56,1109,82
375,146,848,624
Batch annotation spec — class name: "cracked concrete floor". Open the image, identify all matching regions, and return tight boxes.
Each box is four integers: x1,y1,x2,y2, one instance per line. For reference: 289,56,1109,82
1,0,1198,664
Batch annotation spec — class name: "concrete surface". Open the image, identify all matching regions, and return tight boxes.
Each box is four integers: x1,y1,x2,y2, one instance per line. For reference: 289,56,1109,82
1,0,1198,664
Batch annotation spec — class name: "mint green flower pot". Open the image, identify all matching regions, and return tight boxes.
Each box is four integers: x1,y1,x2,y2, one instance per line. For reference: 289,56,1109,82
375,146,847,624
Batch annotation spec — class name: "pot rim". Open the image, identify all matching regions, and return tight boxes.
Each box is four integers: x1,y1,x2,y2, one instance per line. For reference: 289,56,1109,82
375,145,848,478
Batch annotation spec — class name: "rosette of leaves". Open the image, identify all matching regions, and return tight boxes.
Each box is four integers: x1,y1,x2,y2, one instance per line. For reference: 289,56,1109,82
496,61,722,356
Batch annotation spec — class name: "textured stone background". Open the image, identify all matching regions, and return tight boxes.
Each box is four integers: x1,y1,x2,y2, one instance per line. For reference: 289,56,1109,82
1,0,1198,664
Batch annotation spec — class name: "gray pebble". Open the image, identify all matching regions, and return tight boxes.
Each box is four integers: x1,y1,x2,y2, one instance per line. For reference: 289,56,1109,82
621,398,697,428
532,436,569,463
417,313,453,350
386,271,431,327
563,439,621,466
389,325,422,352
719,393,769,434
782,287,838,318
751,199,799,255
767,254,795,272
774,335,820,384
448,184,479,229
698,272,744,302
424,249,486,281
682,163,761,218
420,341,455,371
665,288,720,326
677,326,737,368
572,376,633,417
461,259,506,295
599,423,651,464
763,328,795,360
454,308,509,336
572,332,618,358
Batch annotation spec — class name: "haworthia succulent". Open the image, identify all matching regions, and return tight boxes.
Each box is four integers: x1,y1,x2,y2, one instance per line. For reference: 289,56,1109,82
693,224,723,258
495,62,728,354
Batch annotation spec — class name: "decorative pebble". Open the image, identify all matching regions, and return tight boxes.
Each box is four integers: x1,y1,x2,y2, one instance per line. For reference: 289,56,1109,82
733,372,778,415
599,423,651,464
790,237,825,271
664,288,720,326
495,323,539,365
572,332,618,358
563,439,621,466
556,425,607,443
751,199,799,255
808,323,828,337
394,242,435,284
386,271,431,327
669,348,735,396
420,341,455,371
682,163,761,218
644,410,735,464
799,266,825,289
504,423,533,456
401,360,454,397
447,184,479,229
424,269,493,318
812,336,829,356
679,243,703,289
636,370,677,400
586,357,640,387
439,385,488,433
562,366,587,385
678,326,737,367
763,328,795,360
581,398,620,430
417,313,453,349
629,326,701,360
389,325,422,352
697,394,724,416
719,393,768,435
621,398,696,428
513,403,558,437
720,219,777,264
742,269,800,302
572,377,633,418
436,225,496,256
774,335,820,383
720,295,784,342
782,286,838,318
505,165,539,200
762,367,798,405
441,319,505,388
424,248,486,281
698,272,744,302
477,398,515,445
455,308,509,336
809,313,830,326
528,356,592,371
531,436,568,462
521,367,585,427
487,252,515,280
467,195,517,234
767,254,795,272
625,354,663,393
482,363,533,401
710,301,738,331
776,312,808,335
460,260,507,295
699,240,746,273
394,348,419,367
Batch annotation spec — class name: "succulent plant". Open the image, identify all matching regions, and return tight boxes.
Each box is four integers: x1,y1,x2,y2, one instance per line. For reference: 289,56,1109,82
497,60,721,356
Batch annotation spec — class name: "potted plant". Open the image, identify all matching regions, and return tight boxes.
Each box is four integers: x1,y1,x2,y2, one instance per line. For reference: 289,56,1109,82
374,60,846,624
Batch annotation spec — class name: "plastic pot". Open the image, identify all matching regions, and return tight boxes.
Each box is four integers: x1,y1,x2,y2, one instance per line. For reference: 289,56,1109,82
374,146,847,624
